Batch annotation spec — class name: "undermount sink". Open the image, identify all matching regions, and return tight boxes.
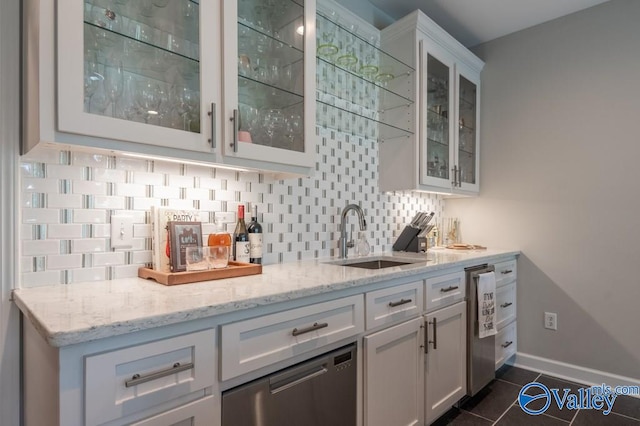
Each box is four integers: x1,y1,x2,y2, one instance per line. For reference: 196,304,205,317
342,260,414,269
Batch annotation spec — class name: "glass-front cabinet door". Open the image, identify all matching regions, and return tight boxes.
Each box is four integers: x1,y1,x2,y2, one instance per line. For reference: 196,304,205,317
455,67,480,192
222,0,315,172
57,0,219,154
420,40,455,189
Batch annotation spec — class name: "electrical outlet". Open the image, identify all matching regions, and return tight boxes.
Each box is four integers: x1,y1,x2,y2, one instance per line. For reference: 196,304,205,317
111,215,134,249
544,312,558,330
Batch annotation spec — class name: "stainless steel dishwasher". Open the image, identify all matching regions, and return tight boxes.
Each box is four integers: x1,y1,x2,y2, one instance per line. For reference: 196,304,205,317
221,343,357,426
465,264,496,396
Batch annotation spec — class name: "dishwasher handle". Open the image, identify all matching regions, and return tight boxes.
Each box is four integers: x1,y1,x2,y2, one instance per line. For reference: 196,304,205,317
270,365,328,395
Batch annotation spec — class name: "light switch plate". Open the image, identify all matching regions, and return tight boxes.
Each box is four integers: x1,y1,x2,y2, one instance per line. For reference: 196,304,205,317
111,215,134,249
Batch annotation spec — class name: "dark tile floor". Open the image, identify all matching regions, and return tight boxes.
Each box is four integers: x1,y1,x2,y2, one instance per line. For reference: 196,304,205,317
432,365,640,425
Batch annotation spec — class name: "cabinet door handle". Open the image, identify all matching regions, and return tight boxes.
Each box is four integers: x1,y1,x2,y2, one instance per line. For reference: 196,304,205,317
207,102,216,148
125,362,194,388
230,109,239,153
440,285,459,293
388,298,412,307
428,318,437,350
501,340,513,349
451,166,457,187
501,269,513,275
500,302,513,308
457,167,462,187
423,322,428,354
292,322,328,336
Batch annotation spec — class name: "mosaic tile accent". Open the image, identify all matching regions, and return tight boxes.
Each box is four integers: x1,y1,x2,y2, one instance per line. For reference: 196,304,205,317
19,132,442,287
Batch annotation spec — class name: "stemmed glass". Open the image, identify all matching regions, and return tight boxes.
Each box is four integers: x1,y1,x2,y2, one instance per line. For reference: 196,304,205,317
103,60,124,118
285,113,302,149
262,108,284,147
84,49,104,113
135,80,162,124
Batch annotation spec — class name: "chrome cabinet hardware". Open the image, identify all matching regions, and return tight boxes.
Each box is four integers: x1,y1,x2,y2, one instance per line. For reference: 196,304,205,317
292,322,328,336
125,362,194,388
428,318,437,350
388,298,412,307
207,102,217,148
501,341,513,349
440,286,459,293
230,109,239,152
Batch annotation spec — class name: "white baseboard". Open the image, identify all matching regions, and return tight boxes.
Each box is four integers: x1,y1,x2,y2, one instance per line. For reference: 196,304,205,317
511,352,640,398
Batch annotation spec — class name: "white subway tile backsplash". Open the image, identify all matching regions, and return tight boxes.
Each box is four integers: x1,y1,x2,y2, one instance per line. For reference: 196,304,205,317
112,264,140,279
93,196,126,210
91,224,111,238
71,238,106,253
133,171,165,186
153,185,181,199
132,197,161,211
20,146,60,163
115,183,147,197
48,224,84,239
115,157,149,172
133,224,152,238
71,267,107,283
73,209,108,223
166,199,196,210
22,178,60,193
22,240,60,256
72,180,108,195
132,250,152,264
47,194,83,209
152,161,182,175
21,270,61,287
198,177,222,190
71,151,112,167
47,254,83,270
23,209,60,224
168,175,195,188
93,168,127,183
186,188,211,201
92,252,125,267
185,164,214,178
46,164,86,180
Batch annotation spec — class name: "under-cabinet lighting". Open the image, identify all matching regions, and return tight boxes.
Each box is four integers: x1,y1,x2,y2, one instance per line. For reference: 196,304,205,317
121,153,251,172
147,110,158,115
296,25,305,35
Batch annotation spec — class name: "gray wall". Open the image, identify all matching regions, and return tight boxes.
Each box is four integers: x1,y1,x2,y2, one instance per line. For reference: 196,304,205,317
445,0,640,379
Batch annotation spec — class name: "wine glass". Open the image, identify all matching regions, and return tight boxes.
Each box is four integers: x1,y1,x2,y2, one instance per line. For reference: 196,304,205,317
84,49,104,112
135,80,162,124
285,113,302,149
261,108,284,147
103,60,124,118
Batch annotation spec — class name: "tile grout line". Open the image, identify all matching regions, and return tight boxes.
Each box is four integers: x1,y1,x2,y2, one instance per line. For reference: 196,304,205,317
460,409,495,424
491,401,517,425
492,372,544,425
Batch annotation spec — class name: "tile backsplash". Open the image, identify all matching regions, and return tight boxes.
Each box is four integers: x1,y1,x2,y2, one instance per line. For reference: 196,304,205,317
19,127,442,288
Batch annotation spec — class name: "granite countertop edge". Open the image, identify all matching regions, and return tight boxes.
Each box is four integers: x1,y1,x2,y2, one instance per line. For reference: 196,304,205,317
13,249,520,347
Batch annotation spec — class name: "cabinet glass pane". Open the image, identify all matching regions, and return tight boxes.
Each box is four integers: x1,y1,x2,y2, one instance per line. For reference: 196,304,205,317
426,54,450,180
458,75,477,184
237,0,305,152
83,0,201,133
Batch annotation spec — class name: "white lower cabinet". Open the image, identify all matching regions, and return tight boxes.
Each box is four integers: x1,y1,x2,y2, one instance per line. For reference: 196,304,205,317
130,396,217,426
424,301,467,425
364,317,424,426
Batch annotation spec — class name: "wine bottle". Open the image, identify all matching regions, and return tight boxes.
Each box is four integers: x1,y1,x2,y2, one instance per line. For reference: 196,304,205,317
247,203,263,264
234,205,250,263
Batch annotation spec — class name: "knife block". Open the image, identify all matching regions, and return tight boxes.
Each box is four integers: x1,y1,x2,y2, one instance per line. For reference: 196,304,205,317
405,235,428,253
392,226,421,252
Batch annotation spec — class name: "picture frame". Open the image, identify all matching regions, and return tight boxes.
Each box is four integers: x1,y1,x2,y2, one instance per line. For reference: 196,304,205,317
168,221,203,272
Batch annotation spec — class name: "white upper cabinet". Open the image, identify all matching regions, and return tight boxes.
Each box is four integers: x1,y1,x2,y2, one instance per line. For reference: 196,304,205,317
379,11,484,195
23,0,316,176
221,0,316,175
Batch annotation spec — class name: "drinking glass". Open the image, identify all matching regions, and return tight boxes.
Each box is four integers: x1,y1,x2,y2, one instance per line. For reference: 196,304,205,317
262,108,284,147
317,11,338,58
135,80,162,124
285,113,302,148
103,60,124,118
84,49,104,112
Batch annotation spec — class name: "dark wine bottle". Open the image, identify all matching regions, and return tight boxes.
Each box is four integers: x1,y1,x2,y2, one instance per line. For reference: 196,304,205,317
247,203,263,264
234,205,250,263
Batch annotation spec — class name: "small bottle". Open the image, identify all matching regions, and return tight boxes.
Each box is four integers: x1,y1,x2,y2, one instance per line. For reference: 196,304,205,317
247,203,263,264
355,231,370,257
234,205,250,263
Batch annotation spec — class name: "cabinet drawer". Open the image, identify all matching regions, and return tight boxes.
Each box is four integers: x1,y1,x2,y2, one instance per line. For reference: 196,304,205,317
365,281,423,330
495,321,517,370
85,329,216,426
494,260,517,287
496,282,516,330
425,271,465,312
220,295,364,381
130,396,216,426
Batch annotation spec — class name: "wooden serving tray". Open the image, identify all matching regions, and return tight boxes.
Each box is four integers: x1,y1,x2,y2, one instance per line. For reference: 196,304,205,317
138,262,262,286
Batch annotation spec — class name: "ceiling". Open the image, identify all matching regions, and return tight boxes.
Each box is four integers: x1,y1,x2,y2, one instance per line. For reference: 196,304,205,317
367,0,611,47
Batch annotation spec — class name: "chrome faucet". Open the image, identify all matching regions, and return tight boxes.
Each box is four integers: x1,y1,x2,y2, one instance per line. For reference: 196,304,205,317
339,204,367,259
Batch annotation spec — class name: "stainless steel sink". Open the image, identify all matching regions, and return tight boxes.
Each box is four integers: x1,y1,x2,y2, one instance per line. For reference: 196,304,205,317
341,260,414,269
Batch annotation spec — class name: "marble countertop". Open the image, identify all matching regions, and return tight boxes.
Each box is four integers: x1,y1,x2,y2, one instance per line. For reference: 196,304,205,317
13,249,519,347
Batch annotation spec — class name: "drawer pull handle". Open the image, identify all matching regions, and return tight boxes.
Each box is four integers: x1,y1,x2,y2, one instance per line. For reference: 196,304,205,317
500,302,513,308
125,362,194,388
440,285,459,293
292,322,328,337
388,298,412,307
428,318,437,350
501,269,513,275
501,341,513,348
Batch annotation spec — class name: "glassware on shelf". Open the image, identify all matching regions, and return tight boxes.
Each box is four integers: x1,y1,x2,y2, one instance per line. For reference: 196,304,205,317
103,59,125,117
317,10,338,58
261,108,285,147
